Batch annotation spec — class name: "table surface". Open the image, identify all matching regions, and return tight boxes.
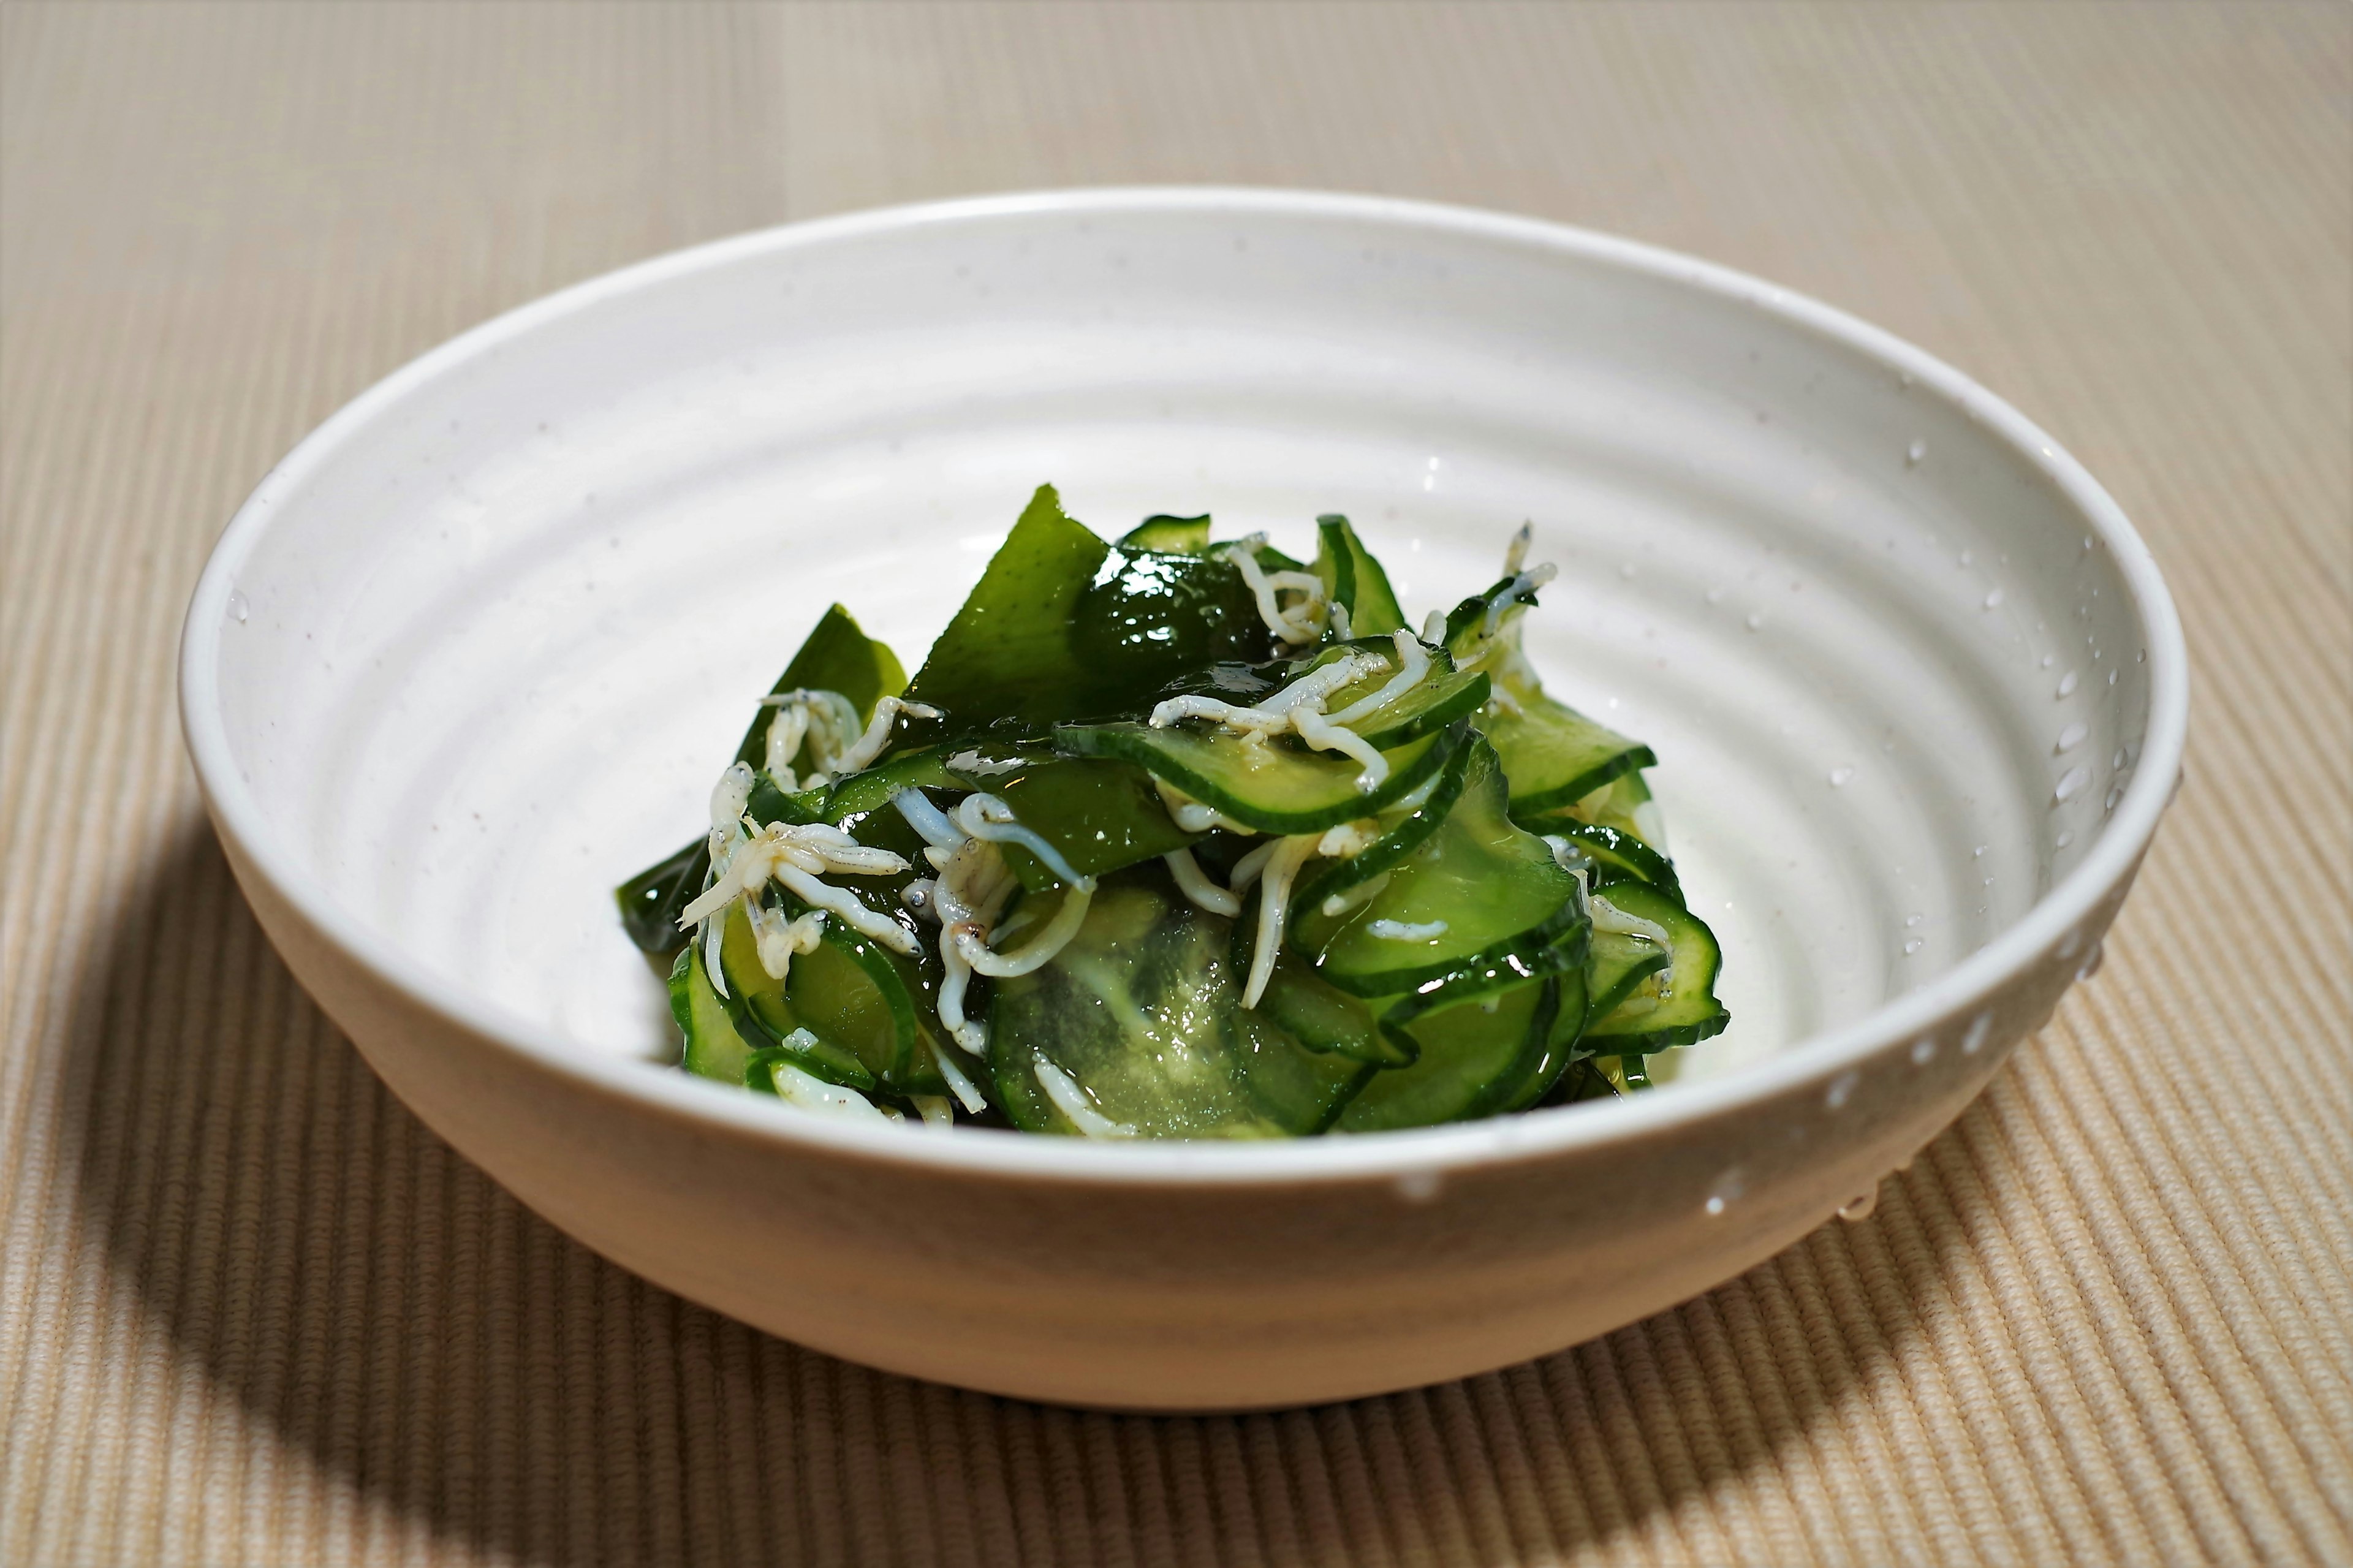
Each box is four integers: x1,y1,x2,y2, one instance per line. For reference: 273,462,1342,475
3,4,2347,1564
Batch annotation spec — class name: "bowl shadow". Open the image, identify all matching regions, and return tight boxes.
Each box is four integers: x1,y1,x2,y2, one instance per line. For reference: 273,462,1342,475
61,812,1953,1566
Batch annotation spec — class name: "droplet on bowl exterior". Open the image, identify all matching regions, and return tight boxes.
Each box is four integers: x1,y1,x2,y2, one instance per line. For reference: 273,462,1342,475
1838,1189,1879,1223
2055,766,2090,802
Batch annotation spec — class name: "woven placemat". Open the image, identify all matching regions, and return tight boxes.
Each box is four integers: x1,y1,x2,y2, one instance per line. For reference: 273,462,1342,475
4,4,2346,1563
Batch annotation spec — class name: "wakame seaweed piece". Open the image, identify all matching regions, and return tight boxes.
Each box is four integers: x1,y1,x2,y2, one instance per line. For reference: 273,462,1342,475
1335,972,1572,1132
1116,514,1211,555
677,935,877,1093
1053,721,1462,836
988,869,1374,1138
1287,736,1476,925
618,838,709,957
902,484,1111,730
1579,880,1729,1053
903,485,1271,735
1518,817,1681,900
1290,738,1586,997
732,604,909,771
1310,514,1409,636
1067,547,1270,716
944,753,1200,890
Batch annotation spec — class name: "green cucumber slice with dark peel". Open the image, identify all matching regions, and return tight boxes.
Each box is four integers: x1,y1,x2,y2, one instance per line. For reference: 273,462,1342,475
714,900,900,1089
1479,692,1656,816
1292,739,1584,996
1249,949,1415,1067
945,754,1199,890
1287,736,1476,925
1580,880,1729,1051
989,869,1373,1137
1117,514,1211,555
1517,817,1681,899
1053,721,1460,836
1554,769,1656,845
1336,972,1572,1132
1495,925,1665,1113
817,746,955,825
679,933,877,1093
1312,514,1408,635
618,838,708,958
732,603,907,772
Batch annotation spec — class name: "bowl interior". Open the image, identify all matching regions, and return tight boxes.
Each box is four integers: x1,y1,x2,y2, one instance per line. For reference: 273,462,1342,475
202,196,2161,1094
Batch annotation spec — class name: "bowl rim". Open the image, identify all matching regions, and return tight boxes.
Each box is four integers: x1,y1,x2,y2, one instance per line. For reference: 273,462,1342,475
179,185,2189,1187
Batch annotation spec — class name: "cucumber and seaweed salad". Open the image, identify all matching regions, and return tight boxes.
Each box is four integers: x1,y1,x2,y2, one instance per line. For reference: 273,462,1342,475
616,485,1727,1136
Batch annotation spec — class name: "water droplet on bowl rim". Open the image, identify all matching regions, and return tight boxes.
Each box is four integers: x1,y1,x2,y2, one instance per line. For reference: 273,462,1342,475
1828,766,1855,787
1984,588,2005,609
2057,670,2080,698
1911,1035,1938,1064
2055,766,2091,802
2056,722,2088,752
1825,1071,1860,1110
227,590,249,624
1906,439,1928,466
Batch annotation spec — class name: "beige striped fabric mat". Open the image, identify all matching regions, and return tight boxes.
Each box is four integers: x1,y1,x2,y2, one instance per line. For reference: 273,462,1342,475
3,4,2346,1563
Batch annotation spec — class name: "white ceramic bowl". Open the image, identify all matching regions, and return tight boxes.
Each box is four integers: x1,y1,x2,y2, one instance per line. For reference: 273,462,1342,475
181,189,2184,1410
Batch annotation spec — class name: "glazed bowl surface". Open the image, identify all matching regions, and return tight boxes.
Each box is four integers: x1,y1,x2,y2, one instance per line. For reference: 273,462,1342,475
180,189,2184,1409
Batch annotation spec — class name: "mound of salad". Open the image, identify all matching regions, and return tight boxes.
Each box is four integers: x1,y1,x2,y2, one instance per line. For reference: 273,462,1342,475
617,485,1726,1136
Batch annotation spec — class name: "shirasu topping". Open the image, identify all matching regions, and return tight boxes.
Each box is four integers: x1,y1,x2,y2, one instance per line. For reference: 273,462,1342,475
760,691,942,790
1215,534,1328,645
1591,892,1677,986
1033,1052,1137,1138
1229,833,1321,1007
1163,846,1242,917
683,784,917,996
890,787,1097,1057
1149,642,1408,788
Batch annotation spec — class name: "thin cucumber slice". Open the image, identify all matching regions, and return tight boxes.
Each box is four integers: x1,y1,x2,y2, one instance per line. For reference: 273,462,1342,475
1336,974,1568,1132
1579,881,1729,1051
1584,928,1674,1023
1250,950,1415,1067
714,900,901,1089
1293,739,1583,996
618,838,707,958
989,870,1373,1137
1117,514,1211,554
1053,721,1460,836
1288,736,1476,923
1493,926,1666,1112
1517,817,1681,899
1311,515,1408,635
1548,768,1657,846
818,746,955,825
678,933,877,1093
1322,642,1490,751
732,603,907,771
1479,691,1656,816
945,754,1199,889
